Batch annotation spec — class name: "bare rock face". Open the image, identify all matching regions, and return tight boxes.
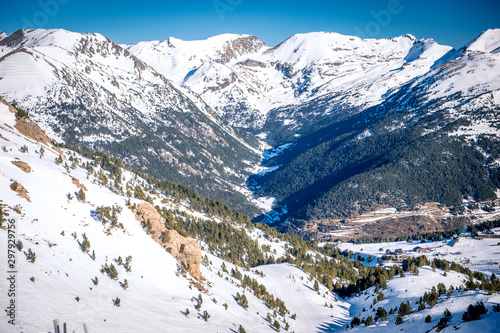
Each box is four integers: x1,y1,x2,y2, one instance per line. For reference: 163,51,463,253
10,181,30,202
132,202,202,280
71,177,88,191
11,160,31,173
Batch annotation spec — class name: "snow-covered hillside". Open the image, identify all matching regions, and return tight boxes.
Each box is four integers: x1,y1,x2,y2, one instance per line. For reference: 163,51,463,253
0,28,263,216
2,96,500,332
347,267,500,333
0,99,348,332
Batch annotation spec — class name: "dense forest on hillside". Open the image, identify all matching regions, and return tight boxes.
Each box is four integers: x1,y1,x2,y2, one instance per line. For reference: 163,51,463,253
252,93,500,221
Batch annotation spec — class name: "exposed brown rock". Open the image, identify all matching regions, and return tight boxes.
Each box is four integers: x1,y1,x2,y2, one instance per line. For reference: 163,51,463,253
10,181,31,202
131,202,202,280
11,160,31,173
72,177,88,191
14,118,50,145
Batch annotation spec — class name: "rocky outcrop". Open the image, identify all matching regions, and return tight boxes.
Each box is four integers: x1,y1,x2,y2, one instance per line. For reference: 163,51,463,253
14,117,51,145
10,181,30,202
131,202,202,280
11,160,31,173
71,177,87,191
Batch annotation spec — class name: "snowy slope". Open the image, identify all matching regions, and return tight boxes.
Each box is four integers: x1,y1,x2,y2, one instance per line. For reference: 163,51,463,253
346,267,500,333
0,100,346,332
1,98,499,332
464,29,500,54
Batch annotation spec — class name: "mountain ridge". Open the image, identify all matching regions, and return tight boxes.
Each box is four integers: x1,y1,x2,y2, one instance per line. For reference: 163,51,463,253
0,27,499,227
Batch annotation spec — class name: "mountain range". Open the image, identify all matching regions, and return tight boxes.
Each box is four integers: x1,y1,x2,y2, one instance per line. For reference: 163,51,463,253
0,28,499,232
1,26,500,332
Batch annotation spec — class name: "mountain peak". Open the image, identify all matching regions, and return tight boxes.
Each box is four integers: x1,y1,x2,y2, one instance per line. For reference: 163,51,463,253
464,28,500,53
0,28,111,50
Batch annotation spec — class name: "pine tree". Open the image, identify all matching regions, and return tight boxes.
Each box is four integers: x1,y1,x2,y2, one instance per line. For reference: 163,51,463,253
314,279,320,292
273,319,280,331
109,263,119,280
125,256,132,272
462,302,487,321
17,240,23,251
425,314,431,322
436,309,452,331
27,248,36,263
114,297,121,307
92,249,96,260
203,310,210,321
238,324,246,333
81,233,90,252
77,188,86,202
395,314,403,325
365,316,373,326
122,279,129,290
94,276,99,285
185,308,190,317
375,307,387,321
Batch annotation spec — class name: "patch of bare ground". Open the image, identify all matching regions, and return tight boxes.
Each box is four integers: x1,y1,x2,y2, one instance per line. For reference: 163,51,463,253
10,181,31,202
11,160,31,173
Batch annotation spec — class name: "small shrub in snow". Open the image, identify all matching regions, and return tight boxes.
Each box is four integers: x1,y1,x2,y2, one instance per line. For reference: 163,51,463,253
27,248,36,263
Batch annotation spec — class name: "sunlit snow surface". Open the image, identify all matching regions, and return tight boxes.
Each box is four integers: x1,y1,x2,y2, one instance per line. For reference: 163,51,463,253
0,102,350,332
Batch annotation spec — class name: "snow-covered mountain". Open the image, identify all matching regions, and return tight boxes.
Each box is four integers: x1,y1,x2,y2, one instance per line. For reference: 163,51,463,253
249,29,500,224
0,29,262,215
127,31,453,129
1,27,499,225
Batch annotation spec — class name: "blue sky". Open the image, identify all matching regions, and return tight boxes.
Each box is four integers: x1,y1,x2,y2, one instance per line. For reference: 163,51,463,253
1,0,499,48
